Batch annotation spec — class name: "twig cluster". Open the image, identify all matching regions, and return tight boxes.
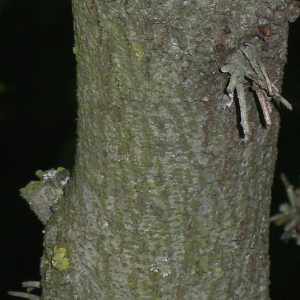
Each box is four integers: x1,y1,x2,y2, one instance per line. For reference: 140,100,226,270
270,174,300,245
8,281,41,300
221,43,292,140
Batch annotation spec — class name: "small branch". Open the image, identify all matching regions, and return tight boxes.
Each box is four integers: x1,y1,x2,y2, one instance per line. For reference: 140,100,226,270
7,291,40,300
280,173,293,190
236,83,250,140
22,282,41,289
272,83,293,110
256,89,272,125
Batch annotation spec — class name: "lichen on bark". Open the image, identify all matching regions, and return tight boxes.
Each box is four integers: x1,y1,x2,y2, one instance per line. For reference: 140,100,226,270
39,1,298,299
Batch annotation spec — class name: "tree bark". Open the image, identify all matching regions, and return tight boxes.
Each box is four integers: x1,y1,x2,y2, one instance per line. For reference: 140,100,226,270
40,1,299,299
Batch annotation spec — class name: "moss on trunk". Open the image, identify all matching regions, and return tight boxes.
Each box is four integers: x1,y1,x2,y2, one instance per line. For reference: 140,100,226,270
40,1,298,299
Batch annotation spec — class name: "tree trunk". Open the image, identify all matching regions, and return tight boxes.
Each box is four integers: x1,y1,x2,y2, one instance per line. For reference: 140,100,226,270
40,1,299,299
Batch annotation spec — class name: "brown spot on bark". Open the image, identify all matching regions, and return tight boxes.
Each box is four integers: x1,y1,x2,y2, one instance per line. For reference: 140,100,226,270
258,24,272,38
223,26,231,34
216,44,226,53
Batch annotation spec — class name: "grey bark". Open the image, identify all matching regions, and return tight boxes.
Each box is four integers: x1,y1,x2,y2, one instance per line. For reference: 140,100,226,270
39,1,299,299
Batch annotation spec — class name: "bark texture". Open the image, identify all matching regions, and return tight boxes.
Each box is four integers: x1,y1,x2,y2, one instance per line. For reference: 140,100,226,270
40,0,299,299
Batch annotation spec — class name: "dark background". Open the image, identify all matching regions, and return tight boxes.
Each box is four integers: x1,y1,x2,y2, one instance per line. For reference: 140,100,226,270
0,1,299,299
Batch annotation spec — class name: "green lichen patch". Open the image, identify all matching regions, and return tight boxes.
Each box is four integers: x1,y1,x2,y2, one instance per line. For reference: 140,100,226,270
20,168,70,224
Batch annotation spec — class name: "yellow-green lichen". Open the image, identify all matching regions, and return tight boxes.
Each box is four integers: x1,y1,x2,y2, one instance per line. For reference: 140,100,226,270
20,167,69,224
73,44,80,62
51,245,69,271
131,43,144,60
214,267,224,278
